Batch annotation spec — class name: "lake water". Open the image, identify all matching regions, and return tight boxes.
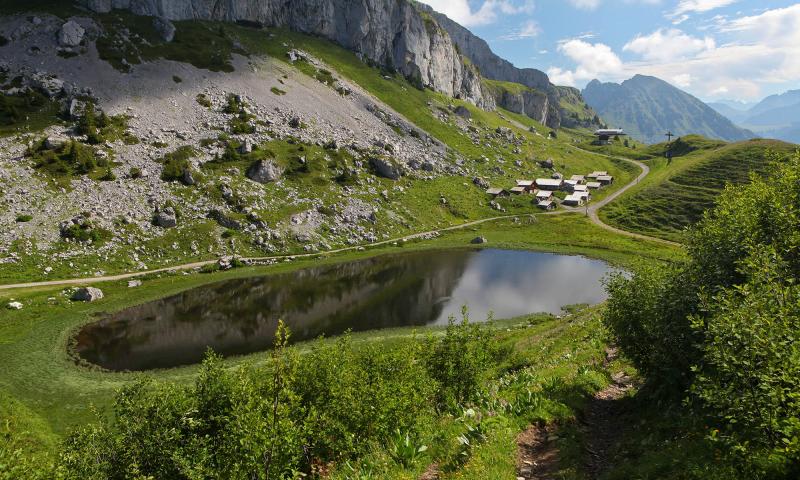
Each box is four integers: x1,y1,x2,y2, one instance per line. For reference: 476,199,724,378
74,249,614,371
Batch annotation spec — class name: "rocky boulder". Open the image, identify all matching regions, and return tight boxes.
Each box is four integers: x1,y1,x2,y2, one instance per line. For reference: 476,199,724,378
454,105,471,119
153,207,177,228
246,160,282,184
71,287,104,302
471,236,488,244
58,21,85,47
153,17,176,42
370,157,402,180
29,72,64,99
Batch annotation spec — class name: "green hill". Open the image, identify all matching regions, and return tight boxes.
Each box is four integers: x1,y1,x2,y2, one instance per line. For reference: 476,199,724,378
600,135,797,241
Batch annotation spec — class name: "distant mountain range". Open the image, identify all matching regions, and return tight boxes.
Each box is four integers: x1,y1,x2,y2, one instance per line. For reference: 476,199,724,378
582,75,755,144
709,90,800,144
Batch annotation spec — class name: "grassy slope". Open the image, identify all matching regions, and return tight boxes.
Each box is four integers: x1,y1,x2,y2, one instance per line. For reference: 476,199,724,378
1,22,638,283
599,136,797,242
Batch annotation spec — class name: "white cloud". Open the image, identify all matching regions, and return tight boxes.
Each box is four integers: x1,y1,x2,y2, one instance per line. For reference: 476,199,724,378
548,5,800,100
672,73,693,87
567,0,601,10
623,28,715,62
546,39,624,86
673,0,738,17
500,20,541,40
417,0,535,27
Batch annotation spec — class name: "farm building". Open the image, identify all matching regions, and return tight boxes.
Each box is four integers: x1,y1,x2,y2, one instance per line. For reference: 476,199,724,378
563,179,579,192
486,188,509,198
570,175,586,183
516,180,535,192
510,186,527,195
586,181,602,189
597,175,614,185
537,200,556,211
587,171,608,180
593,129,626,145
577,191,591,202
562,193,586,207
573,184,589,192
535,190,554,201
535,178,563,191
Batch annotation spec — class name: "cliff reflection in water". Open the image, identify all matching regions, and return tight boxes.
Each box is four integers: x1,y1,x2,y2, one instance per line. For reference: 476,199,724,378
74,249,612,371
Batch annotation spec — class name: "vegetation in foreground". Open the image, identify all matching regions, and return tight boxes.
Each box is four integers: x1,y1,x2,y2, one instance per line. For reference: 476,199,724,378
604,151,800,478
1,306,617,479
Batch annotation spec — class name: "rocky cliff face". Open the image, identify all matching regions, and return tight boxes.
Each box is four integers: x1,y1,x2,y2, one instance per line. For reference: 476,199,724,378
80,0,566,127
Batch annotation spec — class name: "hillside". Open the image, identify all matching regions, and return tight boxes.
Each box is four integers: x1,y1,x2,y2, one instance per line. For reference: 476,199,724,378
0,5,632,283
599,135,796,241
583,75,755,144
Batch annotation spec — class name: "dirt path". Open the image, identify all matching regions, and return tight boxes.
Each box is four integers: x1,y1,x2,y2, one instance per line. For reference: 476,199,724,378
516,423,561,480
582,348,636,479
514,347,635,480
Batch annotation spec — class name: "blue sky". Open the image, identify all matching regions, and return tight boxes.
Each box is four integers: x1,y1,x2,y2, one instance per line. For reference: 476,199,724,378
417,1,800,103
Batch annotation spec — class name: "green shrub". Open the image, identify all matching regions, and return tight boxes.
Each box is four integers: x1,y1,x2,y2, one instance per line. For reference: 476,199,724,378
605,153,800,473
424,308,501,411
60,221,111,244
196,94,212,108
294,335,435,460
270,87,286,95
157,146,196,183
14,214,32,223
129,167,142,179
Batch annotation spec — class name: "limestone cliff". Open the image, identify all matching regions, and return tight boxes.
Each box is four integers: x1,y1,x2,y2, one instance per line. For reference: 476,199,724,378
79,0,573,128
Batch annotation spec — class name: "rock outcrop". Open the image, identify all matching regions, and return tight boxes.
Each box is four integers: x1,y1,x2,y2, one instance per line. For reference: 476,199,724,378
246,159,282,184
77,0,577,128
71,287,104,302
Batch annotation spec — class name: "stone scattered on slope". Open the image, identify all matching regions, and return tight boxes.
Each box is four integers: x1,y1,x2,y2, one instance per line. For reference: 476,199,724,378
7,301,23,310
127,280,142,288
153,207,177,228
454,105,471,119
153,17,176,42
246,159,283,184
370,156,402,180
471,236,488,244
58,21,85,47
71,287,104,302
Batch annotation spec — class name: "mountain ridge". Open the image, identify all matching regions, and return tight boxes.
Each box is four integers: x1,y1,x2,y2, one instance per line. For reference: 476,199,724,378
78,0,599,129
583,75,754,144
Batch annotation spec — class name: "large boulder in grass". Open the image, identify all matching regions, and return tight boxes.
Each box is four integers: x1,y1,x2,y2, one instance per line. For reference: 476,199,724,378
370,156,402,180
246,159,282,184
71,287,103,302
153,206,177,228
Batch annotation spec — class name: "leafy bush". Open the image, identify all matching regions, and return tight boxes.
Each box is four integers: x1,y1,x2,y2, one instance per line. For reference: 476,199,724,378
604,264,701,393
605,153,800,473
14,214,32,223
294,336,434,460
158,146,196,183
128,167,142,179
424,308,501,410
29,139,103,179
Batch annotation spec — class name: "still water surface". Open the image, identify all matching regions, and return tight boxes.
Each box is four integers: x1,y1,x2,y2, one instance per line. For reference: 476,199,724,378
74,249,614,371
